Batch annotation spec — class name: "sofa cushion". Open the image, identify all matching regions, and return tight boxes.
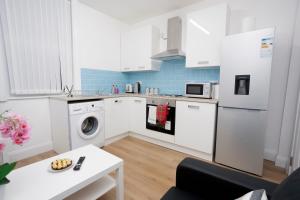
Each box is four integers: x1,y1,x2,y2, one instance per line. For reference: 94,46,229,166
272,167,300,200
161,187,204,200
176,158,277,199
236,189,268,200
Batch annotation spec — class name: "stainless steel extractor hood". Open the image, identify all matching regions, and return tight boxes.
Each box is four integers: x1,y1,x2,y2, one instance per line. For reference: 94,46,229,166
151,17,185,61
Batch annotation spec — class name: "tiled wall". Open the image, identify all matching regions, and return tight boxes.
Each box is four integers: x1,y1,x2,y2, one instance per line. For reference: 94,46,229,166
81,69,127,95
126,60,219,94
81,59,220,95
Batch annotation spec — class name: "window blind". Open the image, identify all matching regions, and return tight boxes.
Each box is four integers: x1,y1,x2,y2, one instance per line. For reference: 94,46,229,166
0,0,73,95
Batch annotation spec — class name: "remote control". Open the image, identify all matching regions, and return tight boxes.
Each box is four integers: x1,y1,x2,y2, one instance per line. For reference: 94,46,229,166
73,156,85,171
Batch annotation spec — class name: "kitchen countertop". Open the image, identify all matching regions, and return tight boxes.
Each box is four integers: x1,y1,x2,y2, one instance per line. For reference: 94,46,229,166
50,94,218,104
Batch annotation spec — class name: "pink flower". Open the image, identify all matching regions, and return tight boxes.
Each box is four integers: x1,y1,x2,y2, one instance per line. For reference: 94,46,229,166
0,122,12,137
0,112,30,148
0,143,5,152
11,129,30,145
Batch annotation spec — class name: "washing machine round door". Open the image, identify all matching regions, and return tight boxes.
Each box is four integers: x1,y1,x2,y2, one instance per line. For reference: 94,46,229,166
77,113,101,139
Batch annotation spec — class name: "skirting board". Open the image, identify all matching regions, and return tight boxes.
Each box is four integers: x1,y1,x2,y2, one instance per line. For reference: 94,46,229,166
129,133,213,162
264,148,278,161
104,132,130,146
5,142,53,163
275,155,289,169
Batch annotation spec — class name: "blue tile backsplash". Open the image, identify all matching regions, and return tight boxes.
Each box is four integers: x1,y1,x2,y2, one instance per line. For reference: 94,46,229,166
81,69,128,95
81,59,220,95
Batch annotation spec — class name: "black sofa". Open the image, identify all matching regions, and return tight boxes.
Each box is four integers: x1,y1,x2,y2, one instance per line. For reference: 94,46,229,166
161,158,300,200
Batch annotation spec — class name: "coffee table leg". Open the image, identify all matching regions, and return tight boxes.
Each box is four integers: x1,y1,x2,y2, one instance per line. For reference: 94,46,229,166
116,164,124,200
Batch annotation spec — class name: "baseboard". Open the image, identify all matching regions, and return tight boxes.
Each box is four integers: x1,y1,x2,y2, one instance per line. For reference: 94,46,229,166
104,132,129,146
275,155,289,169
7,142,53,162
264,148,277,161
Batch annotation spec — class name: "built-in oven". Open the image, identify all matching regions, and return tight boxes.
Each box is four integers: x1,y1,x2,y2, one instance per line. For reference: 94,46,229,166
146,97,176,135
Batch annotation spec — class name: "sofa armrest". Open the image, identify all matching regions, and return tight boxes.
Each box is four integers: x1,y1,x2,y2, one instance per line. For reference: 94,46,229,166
176,158,278,199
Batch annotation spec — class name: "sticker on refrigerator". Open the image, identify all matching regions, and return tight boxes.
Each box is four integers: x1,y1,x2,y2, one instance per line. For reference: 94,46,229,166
260,37,273,58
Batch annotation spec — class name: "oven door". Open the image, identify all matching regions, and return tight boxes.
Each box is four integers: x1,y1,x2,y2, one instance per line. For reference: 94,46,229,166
146,104,175,135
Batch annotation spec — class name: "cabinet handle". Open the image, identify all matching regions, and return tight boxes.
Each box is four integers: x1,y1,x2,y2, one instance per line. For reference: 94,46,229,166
138,66,145,69
188,105,200,109
197,61,209,65
73,108,82,111
114,100,122,103
134,99,142,103
124,67,130,70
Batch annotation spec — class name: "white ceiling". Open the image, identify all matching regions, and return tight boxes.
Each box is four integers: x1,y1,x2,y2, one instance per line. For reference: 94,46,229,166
79,0,203,24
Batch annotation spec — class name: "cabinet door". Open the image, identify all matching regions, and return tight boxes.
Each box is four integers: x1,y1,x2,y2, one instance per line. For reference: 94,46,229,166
105,98,129,139
121,26,160,71
186,4,229,68
175,101,216,153
129,98,146,134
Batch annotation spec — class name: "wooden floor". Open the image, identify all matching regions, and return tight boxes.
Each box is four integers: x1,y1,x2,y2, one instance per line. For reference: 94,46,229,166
16,136,287,200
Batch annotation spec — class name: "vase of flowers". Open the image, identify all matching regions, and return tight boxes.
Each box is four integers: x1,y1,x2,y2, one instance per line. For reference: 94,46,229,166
0,111,30,185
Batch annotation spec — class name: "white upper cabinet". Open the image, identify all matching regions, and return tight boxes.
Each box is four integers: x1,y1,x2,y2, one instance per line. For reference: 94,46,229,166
185,4,230,68
121,25,161,72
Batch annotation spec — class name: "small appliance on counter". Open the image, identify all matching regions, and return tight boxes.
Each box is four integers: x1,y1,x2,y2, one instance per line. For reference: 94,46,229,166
210,81,220,100
125,84,133,93
185,82,212,98
134,82,141,94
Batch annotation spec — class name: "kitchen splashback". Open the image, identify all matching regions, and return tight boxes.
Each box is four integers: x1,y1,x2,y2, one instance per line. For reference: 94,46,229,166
81,59,220,95
81,69,128,95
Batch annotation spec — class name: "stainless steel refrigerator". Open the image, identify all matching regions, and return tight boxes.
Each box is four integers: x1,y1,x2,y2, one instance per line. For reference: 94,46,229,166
215,28,275,176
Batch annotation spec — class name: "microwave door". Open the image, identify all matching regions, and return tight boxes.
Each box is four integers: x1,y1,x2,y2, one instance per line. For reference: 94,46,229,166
186,84,203,96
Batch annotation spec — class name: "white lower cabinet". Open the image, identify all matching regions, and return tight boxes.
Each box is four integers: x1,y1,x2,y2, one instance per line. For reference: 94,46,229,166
129,98,146,135
104,98,130,139
175,101,216,154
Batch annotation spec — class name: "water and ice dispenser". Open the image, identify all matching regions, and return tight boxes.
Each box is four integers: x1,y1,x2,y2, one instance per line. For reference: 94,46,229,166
234,75,250,95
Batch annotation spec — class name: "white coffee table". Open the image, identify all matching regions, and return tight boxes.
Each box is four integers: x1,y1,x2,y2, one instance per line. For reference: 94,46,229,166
0,145,124,200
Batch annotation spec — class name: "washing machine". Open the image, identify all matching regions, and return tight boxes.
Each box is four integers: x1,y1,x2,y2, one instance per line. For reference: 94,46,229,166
68,100,105,149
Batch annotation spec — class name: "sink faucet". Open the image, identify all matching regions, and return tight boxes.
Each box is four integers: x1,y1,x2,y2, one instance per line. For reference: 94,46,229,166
64,85,73,97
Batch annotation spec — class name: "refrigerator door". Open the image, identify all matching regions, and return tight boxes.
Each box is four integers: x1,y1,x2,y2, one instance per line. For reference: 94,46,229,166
215,107,267,175
219,28,274,110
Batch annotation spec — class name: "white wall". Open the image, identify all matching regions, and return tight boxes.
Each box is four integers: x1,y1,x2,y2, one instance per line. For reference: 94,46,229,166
277,1,300,169
128,0,299,163
0,98,53,162
72,0,128,90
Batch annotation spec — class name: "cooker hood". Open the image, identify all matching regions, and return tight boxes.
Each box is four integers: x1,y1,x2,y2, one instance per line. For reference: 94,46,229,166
151,17,185,61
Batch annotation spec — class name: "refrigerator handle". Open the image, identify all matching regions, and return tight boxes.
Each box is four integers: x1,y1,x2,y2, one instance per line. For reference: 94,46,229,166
220,106,266,111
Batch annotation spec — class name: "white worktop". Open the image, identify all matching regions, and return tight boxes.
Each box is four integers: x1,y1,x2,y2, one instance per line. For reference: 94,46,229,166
50,93,218,104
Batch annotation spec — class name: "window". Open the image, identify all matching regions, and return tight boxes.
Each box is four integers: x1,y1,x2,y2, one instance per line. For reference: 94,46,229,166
0,0,73,95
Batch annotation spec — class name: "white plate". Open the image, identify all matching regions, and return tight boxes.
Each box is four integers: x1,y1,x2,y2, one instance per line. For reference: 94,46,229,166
48,160,73,173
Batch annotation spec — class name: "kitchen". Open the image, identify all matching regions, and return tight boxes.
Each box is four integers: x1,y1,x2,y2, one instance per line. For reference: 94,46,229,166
0,0,300,199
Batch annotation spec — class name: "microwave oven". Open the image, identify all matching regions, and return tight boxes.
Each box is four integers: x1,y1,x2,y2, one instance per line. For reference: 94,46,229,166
185,83,212,98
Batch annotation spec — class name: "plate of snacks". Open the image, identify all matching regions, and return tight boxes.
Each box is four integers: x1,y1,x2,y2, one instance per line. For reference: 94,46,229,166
49,158,73,172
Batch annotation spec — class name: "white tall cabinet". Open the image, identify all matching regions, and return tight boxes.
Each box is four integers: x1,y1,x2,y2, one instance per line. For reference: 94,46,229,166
175,101,216,154
185,4,230,68
121,25,161,72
